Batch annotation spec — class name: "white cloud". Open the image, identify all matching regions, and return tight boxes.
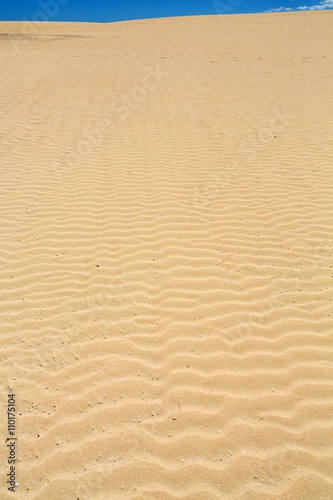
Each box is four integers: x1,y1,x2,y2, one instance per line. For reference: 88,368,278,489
265,0,333,12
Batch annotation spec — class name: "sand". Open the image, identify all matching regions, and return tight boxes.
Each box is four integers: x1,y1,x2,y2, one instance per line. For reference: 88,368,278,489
0,10,332,499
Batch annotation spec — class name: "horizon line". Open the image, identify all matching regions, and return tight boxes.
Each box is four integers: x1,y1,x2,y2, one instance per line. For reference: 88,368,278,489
0,9,331,25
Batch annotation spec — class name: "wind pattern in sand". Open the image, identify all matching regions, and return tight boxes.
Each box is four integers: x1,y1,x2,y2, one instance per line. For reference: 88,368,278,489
0,11,333,500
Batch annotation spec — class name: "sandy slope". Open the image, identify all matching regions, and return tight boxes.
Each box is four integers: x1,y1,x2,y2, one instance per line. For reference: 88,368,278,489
0,11,332,499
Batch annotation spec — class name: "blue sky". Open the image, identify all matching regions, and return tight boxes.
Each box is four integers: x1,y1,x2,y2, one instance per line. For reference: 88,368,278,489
0,0,332,22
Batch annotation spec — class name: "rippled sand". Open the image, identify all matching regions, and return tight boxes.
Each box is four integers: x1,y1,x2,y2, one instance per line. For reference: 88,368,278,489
1,11,332,499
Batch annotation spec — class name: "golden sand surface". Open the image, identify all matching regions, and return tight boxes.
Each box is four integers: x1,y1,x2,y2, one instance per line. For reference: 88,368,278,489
0,11,332,499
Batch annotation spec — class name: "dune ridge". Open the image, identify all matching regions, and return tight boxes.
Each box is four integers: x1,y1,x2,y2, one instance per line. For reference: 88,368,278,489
0,11,333,499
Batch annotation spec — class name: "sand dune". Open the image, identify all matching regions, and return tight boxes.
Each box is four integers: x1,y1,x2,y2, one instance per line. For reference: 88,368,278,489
1,11,333,499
